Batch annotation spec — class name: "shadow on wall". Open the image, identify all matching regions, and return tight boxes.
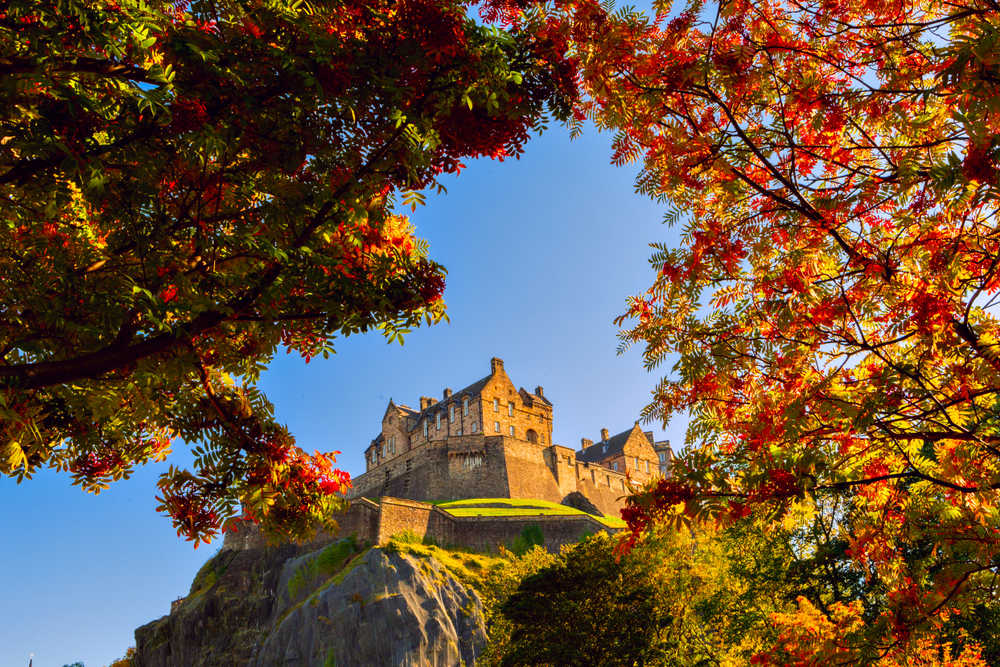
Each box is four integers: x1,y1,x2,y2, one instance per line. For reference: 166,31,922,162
561,492,603,517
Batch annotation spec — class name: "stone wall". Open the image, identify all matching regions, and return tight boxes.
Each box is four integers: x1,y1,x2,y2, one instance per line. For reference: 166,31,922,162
445,513,614,552
375,497,454,545
349,434,635,517
573,463,631,516
221,498,383,552
225,497,622,555
351,435,514,502
362,497,619,553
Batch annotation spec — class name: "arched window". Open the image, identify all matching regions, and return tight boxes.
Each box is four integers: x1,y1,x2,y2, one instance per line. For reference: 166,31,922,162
526,429,538,444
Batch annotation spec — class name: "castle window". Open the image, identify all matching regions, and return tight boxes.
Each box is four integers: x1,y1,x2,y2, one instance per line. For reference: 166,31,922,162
423,420,428,437
659,452,666,462
382,443,386,456
463,398,469,416
635,456,639,469
457,428,462,436
540,435,545,443
495,421,500,433
493,398,499,412
613,462,618,471
436,412,441,430
450,405,455,423
526,429,537,444
509,425,515,436
472,422,477,432
508,402,514,416
645,460,650,473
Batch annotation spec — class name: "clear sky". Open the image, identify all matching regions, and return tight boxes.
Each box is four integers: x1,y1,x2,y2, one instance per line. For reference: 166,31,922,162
0,119,689,667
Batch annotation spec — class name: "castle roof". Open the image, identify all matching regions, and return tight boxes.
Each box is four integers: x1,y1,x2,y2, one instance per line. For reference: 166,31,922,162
576,424,646,463
519,388,551,407
404,374,494,431
456,375,491,399
395,403,420,418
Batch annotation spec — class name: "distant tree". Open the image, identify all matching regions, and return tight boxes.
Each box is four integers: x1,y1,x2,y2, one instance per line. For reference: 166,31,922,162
105,647,135,667
0,0,580,545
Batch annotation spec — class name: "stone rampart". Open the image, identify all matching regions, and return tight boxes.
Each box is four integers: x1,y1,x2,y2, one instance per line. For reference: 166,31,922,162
347,435,631,517
224,497,621,554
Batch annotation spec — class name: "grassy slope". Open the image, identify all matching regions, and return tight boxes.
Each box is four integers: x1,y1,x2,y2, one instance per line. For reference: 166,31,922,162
432,498,625,528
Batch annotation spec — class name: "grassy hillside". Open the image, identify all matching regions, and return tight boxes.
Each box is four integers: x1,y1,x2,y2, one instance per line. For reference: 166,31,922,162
432,498,626,529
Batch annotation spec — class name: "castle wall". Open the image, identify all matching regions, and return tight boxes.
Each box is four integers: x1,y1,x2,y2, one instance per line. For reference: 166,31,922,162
367,498,622,553
499,438,564,502
350,435,632,518
376,497,455,545
445,513,615,552
573,462,631,517
335,497,381,545
348,435,513,503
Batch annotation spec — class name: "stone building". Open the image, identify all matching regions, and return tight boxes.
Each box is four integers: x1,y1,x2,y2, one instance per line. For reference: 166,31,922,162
654,439,674,477
347,357,667,516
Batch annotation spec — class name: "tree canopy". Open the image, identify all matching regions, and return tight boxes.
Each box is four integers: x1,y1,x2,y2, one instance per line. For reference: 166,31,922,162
575,0,1000,652
0,0,579,545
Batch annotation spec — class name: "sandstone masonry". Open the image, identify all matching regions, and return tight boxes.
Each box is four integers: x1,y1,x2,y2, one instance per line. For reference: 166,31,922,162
347,357,674,517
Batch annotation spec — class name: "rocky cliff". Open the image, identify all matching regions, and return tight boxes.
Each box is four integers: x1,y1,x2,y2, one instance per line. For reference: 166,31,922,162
134,537,487,667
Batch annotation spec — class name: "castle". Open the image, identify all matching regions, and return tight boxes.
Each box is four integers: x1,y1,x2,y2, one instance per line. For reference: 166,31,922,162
347,357,673,517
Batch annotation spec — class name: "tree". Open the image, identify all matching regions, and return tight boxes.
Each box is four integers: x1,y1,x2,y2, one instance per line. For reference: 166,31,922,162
498,533,681,667
573,0,1000,652
0,0,579,545
477,544,558,667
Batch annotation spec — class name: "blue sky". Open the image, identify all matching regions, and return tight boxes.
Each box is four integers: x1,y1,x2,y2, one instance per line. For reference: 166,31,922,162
0,120,689,667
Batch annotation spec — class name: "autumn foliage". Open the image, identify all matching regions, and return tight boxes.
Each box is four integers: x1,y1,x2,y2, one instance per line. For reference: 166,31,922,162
572,0,1000,655
0,0,580,545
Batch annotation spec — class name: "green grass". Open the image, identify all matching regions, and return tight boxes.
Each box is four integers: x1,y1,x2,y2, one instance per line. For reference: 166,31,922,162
383,539,508,589
433,498,626,528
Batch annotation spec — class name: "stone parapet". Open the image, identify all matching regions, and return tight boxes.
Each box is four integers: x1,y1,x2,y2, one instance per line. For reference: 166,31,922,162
226,496,622,555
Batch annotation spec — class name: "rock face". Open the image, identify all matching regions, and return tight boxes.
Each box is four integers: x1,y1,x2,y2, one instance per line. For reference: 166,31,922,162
134,540,486,667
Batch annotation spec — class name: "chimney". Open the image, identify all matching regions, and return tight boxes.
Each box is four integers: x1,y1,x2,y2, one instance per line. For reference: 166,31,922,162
644,430,654,445
443,388,452,400
491,357,504,374
420,396,434,410
535,385,544,397
581,437,593,451
600,428,610,442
